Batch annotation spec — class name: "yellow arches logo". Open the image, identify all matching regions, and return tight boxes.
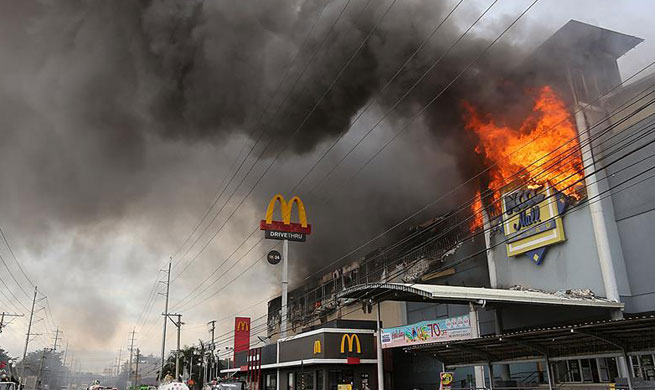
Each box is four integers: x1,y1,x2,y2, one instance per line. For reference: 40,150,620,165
260,194,312,236
265,195,308,227
340,334,361,354
313,340,321,354
236,321,249,332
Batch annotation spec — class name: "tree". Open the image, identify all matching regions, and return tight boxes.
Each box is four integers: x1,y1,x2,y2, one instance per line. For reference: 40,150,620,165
15,349,69,390
163,346,204,390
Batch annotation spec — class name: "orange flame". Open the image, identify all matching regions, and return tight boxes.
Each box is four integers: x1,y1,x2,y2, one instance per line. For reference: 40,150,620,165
463,86,584,221
470,190,484,231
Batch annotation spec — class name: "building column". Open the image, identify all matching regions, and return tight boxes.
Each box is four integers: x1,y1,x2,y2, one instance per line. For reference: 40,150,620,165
544,357,554,390
487,364,495,390
469,304,485,389
574,108,622,313
493,310,511,381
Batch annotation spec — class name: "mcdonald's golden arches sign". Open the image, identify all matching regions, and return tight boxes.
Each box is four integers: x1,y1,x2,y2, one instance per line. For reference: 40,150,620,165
260,194,311,242
340,334,361,354
313,340,321,355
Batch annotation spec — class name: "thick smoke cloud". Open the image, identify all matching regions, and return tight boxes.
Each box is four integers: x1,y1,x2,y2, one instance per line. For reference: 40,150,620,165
0,0,555,364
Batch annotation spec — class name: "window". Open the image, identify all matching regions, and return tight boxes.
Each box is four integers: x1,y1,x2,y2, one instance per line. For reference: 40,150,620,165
580,359,595,382
300,371,315,390
641,354,655,381
265,373,277,390
568,360,582,382
316,370,324,390
554,361,569,382
597,357,619,383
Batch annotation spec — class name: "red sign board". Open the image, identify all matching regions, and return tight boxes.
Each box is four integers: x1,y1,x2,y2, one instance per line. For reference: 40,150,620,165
234,317,251,356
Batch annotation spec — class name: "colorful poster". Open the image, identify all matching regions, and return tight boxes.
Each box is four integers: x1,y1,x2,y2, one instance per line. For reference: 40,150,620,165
380,315,472,349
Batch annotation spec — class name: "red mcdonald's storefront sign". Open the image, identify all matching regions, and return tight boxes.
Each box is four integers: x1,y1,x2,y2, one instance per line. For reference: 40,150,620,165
234,317,251,356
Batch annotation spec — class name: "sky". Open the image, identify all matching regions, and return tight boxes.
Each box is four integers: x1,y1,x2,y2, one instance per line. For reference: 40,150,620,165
0,0,653,374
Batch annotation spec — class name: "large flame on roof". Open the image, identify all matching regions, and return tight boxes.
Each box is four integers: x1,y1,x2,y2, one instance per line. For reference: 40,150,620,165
464,86,585,231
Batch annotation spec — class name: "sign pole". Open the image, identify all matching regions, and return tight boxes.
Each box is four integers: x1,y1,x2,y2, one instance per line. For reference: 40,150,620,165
281,239,289,338
261,194,311,390
376,302,384,390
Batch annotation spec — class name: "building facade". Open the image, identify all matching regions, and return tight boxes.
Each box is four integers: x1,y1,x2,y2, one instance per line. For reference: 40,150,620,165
230,20,655,390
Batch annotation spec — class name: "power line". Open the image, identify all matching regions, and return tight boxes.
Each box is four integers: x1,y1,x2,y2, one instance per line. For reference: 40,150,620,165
0,227,35,288
169,1,624,316
181,81,655,339
136,0,349,338
168,0,335,271
164,0,536,304
169,0,399,283
161,0,505,314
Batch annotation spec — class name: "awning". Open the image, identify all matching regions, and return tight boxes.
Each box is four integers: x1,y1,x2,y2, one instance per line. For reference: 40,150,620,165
404,314,655,368
338,282,623,309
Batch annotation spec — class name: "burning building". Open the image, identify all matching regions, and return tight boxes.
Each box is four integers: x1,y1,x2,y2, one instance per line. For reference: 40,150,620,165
222,20,655,390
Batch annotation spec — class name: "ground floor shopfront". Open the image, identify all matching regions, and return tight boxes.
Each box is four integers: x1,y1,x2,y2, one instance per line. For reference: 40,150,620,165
261,363,377,390
401,314,655,389
221,320,380,390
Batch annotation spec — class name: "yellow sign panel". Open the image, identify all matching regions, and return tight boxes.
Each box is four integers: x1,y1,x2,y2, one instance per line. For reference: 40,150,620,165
313,340,321,354
264,194,308,227
340,334,361,354
236,321,249,332
501,184,566,264
337,385,352,390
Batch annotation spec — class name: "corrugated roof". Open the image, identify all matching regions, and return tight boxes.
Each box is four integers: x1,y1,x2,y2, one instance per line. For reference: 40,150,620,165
404,314,655,368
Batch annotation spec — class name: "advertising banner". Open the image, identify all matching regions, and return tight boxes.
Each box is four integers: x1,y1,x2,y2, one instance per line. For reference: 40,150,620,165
380,315,472,349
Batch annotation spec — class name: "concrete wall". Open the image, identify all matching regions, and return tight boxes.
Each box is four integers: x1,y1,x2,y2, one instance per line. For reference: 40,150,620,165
491,204,608,297
602,100,655,313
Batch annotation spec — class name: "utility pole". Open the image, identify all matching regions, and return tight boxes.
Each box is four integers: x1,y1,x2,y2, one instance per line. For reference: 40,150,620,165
52,329,62,351
175,314,182,380
207,321,216,381
134,348,140,387
162,313,183,380
36,348,49,390
62,341,69,367
128,329,136,387
0,312,24,335
188,353,193,383
21,286,38,386
117,348,123,378
198,341,205,388
159,259,172,381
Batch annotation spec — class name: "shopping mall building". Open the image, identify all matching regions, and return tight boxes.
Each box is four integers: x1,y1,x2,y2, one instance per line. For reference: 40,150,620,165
222,20,655,390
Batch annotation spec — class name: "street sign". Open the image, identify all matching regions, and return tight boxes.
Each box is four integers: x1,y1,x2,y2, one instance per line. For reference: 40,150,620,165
264,230,306,242
267,250,282,265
